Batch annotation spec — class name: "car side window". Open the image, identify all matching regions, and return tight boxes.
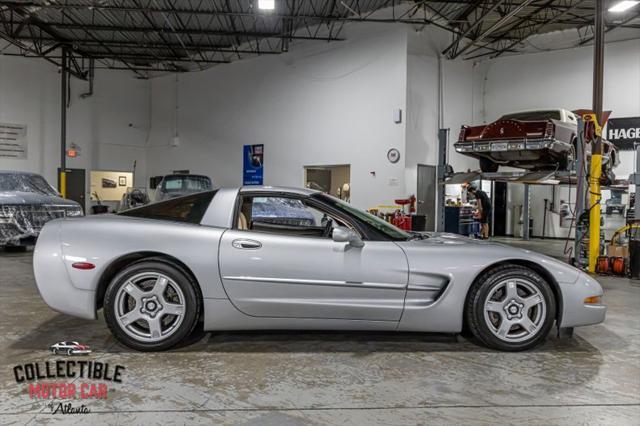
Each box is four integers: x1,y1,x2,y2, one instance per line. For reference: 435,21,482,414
236,195,348,238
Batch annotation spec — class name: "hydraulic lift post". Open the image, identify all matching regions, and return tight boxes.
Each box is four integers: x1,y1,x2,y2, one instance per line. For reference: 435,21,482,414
588,0,605,273
574,119,586,266
59,47,68,197
436,128,449,233
633,144,640,220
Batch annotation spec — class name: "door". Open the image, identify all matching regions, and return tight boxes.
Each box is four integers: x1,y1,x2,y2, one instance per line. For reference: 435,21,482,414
219,194,408,321
417,164,437,231
58,168,86,213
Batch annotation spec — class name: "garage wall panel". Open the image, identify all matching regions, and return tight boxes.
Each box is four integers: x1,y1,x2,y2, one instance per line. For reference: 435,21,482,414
0,55,150,194
146,23,408,210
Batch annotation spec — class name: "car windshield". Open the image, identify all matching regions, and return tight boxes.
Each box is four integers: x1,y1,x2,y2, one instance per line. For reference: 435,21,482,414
0,173,58,196
315,194,412,241
500,110,561,121
161,176,212,193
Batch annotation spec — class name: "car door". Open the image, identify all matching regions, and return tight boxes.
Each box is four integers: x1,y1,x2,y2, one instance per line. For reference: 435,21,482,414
218,194,408,321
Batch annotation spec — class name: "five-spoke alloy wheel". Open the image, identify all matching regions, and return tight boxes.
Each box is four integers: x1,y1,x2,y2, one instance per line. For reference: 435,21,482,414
104,260,200,351
466,265,556,351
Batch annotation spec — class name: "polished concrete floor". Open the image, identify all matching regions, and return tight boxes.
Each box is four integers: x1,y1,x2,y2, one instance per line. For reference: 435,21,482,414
1,240,639,425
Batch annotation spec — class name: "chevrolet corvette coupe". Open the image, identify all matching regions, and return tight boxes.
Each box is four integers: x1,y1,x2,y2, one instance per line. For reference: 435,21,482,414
33,187,605,352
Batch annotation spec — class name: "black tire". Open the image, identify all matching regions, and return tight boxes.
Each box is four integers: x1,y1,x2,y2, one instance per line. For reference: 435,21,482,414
465,265,556,351
103,260,201,351
479,158,499,173
66,349,72,356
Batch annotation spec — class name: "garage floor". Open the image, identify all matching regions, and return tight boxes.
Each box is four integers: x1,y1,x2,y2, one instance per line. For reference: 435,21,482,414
1,239,639,425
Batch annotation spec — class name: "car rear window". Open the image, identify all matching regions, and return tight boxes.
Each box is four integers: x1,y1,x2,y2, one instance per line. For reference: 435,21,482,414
120,191,217,224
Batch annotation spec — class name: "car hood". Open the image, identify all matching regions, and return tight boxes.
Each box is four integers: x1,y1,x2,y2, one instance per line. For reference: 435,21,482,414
398,232,581,285
0,191,80,207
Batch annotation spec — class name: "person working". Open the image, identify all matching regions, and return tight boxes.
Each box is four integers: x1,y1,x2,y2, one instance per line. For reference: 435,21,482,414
467,184,492,239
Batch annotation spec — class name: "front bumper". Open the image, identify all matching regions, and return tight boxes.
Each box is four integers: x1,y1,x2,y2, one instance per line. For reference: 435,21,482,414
558,272,606,328
1,205,82,245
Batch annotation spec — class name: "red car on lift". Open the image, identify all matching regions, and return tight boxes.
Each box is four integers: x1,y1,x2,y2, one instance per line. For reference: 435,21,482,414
455,109,618,177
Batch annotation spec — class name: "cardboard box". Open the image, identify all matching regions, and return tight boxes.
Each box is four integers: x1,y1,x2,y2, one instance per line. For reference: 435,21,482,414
607,244,629,258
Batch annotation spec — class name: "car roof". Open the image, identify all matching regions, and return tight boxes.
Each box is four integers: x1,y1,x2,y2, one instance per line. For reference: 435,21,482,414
162,174,210,179
238,186,320,196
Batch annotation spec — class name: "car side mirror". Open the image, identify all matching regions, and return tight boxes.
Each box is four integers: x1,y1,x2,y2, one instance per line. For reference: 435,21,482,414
332,226,364,248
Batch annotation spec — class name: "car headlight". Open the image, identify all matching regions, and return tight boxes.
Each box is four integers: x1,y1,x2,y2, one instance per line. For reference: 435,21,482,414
65,206,84,217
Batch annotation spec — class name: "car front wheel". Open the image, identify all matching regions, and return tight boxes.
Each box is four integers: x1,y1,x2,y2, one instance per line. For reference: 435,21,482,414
465,265,556,351
104,260,200,351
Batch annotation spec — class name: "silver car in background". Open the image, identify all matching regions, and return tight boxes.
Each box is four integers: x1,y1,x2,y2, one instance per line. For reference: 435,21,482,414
153,174,212,202
33,186,605,352
0,171,83,247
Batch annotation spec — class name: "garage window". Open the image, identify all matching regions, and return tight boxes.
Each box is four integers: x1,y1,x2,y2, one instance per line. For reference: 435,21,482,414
120,190,217,224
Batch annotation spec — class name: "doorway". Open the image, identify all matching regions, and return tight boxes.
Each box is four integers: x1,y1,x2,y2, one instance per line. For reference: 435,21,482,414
493,181,508,236
417,164,437,231
304,165,351,201
58,168,86,213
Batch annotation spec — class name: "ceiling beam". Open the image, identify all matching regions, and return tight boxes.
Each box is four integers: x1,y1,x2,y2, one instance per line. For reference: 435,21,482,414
578,9,640,45
5,21,346,41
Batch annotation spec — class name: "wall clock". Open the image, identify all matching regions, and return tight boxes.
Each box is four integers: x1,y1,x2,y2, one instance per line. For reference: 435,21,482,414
387,148,401,164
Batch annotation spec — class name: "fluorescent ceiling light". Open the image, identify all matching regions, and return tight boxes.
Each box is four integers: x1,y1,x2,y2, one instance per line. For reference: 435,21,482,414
608,0,639,12
258,0,275,10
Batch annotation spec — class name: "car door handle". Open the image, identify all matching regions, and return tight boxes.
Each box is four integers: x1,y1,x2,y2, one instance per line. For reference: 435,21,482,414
232,239,262,250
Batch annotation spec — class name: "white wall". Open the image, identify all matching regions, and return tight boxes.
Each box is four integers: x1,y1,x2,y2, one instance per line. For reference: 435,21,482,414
146,23,408,210
0,54,150,209
405,29,478,197
475,39,640,237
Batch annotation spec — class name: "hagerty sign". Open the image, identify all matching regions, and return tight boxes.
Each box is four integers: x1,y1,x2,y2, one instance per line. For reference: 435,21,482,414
606,117,640,151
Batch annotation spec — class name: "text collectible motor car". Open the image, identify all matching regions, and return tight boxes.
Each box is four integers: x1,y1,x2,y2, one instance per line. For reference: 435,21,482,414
33,187,605,352
455,109,619,177
0,171,83,247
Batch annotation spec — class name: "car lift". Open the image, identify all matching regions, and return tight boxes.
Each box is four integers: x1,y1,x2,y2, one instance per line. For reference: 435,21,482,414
441,113,613,273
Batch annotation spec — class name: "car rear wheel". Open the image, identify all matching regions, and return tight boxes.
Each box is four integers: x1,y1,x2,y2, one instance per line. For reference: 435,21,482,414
104,261,200,351
479,158,499,173
465,265,556,351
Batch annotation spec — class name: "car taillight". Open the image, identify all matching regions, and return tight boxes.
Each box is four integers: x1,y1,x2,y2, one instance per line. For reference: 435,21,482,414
458,126,468,141
544,122,554,138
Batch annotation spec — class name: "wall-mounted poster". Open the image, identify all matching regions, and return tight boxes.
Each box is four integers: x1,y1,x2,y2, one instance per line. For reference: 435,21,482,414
0,123,27,159
607,117,639,151
243,144,264,185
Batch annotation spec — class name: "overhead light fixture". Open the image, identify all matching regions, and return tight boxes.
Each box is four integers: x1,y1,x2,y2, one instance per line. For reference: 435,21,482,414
608,0,639,12
258,0,275,10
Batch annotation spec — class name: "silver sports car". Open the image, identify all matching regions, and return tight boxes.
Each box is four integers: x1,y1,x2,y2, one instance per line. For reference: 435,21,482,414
33,187,605,352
